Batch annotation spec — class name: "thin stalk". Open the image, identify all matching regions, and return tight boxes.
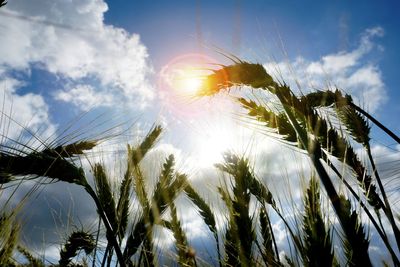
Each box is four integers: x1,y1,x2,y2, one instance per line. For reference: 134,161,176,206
263,204,280,263
254,239,270,265
366,144,400,252
101,247,109,267
93,217,101,267
350,103,400,145
325,156,400,266
214,232,223,267
84,183,126,267
275,89,373,266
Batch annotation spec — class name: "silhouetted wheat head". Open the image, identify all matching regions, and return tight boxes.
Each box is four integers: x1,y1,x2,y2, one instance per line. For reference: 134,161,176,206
199,59,400,266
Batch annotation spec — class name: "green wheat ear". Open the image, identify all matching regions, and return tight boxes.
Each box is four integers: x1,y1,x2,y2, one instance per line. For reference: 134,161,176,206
17,246,45,267
59,231,96,266
217,153,257,266
0,212,20,266
170,201,196,267
93,163,117,231
302,177,337,267
0,151,86,185
199,62,275,96
183,184,222,265
45,140,98,158
337,196,371,267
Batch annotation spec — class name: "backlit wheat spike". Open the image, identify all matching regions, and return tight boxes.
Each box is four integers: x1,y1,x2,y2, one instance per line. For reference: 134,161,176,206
58,231,95,267
217,153,256,266
0,212,20,266
218,186,241,267
338,196,371,267
199,62,275,96
130,125,162,165
302,177,336,267
123,219,146,264
183,184,222,266
259,206,281,266
202,61,377,266
152,154,176,213
17,246,45,267
116,165,131,241
170,202,195,267
206,62,381,207
0,151,85,185
123,155,187,265
92,163,118,266
92,165,117,239
47,140,97,158
93,164,117,231
238,98,297,143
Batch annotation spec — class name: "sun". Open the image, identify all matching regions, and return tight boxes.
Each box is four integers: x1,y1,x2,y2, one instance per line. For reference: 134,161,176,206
160,53,218,99
171,68,205,95
158,53,224,117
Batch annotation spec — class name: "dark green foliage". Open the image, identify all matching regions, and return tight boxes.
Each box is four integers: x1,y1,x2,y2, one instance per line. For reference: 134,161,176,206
0,0,6,8
59,231,95,267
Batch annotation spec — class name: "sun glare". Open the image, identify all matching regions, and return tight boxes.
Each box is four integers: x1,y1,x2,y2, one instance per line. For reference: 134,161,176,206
160,54,218,98
158,53,221,117
171,68,204,95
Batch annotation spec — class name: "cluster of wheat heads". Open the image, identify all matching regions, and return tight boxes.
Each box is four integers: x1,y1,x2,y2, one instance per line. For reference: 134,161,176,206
197,59,400,266
0,121,217,266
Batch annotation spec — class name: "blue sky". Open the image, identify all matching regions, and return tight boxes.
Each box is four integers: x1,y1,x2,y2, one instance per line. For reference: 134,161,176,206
105,0,400,135
1,0,400,265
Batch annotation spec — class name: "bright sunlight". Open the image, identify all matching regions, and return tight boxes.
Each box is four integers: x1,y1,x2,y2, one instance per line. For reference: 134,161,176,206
170,68,204,95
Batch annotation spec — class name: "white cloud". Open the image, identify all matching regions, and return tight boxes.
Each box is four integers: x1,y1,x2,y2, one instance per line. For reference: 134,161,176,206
264,26,386,113
0,0,154,110
0,77,56,146
54,84,114,111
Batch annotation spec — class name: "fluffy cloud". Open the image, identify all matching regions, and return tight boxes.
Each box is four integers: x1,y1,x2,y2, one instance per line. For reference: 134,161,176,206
0,77,56,145
0,0,154,110
54,84,114,111
264,26,386,113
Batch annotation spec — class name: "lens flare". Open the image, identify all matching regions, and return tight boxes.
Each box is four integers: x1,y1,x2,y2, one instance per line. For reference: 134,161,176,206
168,68,205,96
159,53,220,117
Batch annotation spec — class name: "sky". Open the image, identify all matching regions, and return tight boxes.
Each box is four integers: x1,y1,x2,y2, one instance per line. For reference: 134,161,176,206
1,0,400,265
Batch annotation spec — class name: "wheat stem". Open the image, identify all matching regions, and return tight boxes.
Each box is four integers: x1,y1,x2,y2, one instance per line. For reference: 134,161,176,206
351,103,400,144
84,183,126,267
366,144,400,252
